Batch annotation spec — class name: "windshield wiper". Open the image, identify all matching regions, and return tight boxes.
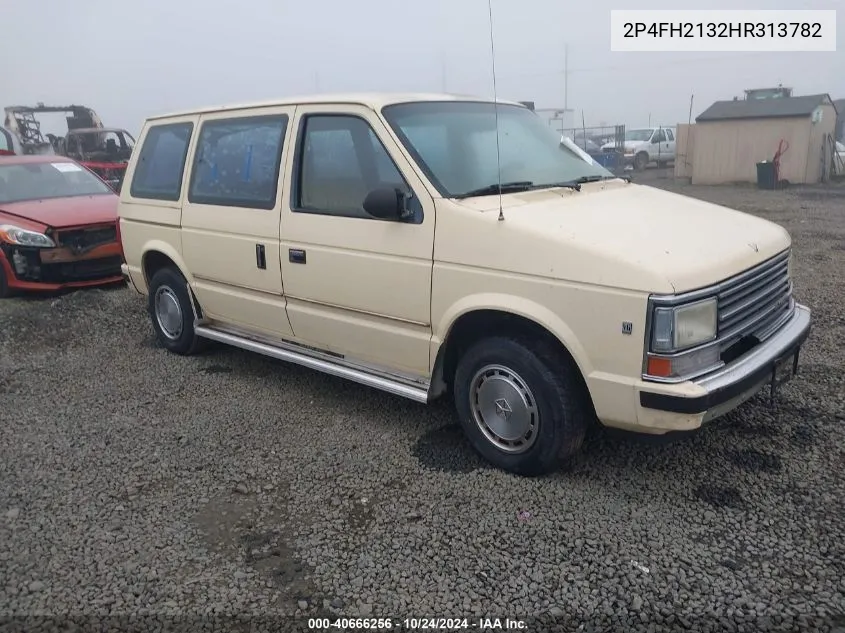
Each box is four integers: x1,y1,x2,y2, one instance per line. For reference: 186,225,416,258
532,175,624,192
453,181,534,199
571,175,620,184
529,181,584,192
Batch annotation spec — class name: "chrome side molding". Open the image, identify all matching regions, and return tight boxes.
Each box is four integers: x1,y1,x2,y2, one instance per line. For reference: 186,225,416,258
194,325,431,403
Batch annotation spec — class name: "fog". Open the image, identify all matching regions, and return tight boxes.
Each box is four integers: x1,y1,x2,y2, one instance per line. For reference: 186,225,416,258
3,0,842,136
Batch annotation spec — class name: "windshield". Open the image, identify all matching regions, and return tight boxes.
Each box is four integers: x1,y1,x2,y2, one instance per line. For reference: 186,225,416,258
381,101,613,198
625,129,654,142
0,161,112,204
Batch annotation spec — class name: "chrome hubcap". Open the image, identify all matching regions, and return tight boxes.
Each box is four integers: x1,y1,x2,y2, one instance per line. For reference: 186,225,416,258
154,286,183,340
469,364,539,454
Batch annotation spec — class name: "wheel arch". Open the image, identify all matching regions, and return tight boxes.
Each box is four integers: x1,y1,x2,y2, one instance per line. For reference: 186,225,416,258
429,295,594,402
140,243,204,320
140,241,193,289
634,150,650,168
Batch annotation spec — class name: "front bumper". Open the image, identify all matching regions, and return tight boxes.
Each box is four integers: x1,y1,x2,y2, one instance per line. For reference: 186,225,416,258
639,303,811,418
0,242,125,291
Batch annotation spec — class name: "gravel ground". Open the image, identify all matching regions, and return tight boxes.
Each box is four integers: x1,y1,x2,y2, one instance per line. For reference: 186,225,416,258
1,177,844,633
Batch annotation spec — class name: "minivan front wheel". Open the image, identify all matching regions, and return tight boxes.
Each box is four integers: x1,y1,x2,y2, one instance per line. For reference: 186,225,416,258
453,336,589,476
147,267,203,355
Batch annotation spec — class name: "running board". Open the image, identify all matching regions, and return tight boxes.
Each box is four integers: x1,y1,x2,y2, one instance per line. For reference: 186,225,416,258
194,325,431,403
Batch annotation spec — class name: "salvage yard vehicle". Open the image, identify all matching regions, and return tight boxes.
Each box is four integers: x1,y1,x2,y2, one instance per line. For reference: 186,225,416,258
0,155,124,297
56,127,136,192
118,93,811,475
601,126,676,171
3,104,135,192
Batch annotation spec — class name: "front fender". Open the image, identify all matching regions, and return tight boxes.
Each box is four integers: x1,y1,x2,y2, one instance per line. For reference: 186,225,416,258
432,292,593,377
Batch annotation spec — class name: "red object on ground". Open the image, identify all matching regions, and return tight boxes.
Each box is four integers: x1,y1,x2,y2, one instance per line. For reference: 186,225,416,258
772,140,789,185
0,154,124,297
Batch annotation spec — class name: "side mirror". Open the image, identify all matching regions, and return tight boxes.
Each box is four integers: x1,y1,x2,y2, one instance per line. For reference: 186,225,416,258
362,187,412,221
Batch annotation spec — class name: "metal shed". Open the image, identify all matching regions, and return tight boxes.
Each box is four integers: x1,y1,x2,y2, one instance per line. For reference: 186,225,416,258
688,94,838,185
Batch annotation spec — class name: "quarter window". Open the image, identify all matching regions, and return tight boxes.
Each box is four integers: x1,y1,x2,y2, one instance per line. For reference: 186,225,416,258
130,122,193,201
665,129,674,141
294,115,417,221
189,114,288,209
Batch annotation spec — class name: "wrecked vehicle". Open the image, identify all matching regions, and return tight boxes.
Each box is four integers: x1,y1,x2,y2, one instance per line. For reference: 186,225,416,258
57,127,136,192
3,104,134,192
0,155,124,298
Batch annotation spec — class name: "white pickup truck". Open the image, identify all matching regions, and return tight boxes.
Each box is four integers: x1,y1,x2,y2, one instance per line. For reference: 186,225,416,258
602,126,676,171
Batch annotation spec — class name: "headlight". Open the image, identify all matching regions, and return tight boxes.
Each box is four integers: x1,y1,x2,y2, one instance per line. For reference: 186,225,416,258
0,224,55,248
651,298,717,352
645,297,721,381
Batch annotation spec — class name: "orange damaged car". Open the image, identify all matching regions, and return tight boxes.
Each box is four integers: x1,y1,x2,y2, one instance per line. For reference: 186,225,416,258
0,155,124,297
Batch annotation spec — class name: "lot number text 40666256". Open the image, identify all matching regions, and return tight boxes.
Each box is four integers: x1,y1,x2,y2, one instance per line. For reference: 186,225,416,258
307,617,527,630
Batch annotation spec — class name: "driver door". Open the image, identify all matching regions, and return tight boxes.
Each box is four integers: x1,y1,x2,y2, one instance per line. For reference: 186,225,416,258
279,105,435,377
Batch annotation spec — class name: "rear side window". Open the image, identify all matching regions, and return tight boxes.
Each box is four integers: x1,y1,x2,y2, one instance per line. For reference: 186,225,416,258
188,114,288,209
130,122,193,201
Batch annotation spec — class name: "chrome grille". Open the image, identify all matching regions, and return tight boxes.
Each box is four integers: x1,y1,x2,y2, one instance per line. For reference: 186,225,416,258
717,249,793,348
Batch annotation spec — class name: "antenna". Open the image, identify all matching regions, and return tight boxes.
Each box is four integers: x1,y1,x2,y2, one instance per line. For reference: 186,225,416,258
486,0,505,222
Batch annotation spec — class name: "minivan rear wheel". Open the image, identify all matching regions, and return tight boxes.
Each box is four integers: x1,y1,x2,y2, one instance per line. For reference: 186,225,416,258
453,336,589,476
147,267,203,355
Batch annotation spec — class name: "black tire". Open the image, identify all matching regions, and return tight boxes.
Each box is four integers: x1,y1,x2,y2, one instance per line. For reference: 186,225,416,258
634,152,649,171
453,336,590,476
147,267,203,355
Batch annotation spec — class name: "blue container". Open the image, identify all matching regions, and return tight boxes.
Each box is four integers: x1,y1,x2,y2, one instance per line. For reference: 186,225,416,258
590,151,620,169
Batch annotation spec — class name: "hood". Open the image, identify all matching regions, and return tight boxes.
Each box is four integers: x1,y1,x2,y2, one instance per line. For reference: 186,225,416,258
444,181,790,294
602,140,647,152
0,193,118,229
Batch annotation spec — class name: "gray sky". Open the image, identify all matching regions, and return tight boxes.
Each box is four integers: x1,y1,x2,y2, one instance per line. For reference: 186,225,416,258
4,0,842,137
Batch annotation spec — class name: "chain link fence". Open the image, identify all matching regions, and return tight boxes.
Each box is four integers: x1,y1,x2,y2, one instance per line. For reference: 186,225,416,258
560,125,627,173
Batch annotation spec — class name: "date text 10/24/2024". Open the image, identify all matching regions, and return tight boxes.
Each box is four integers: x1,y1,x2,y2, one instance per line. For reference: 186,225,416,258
609,9,837,52
307,618,527,630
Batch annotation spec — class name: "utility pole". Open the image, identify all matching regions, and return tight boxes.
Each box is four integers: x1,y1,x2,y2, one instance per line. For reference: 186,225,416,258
564,44,569,111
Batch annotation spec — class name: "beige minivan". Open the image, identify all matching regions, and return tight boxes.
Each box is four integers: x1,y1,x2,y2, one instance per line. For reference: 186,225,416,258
118,93,811,475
